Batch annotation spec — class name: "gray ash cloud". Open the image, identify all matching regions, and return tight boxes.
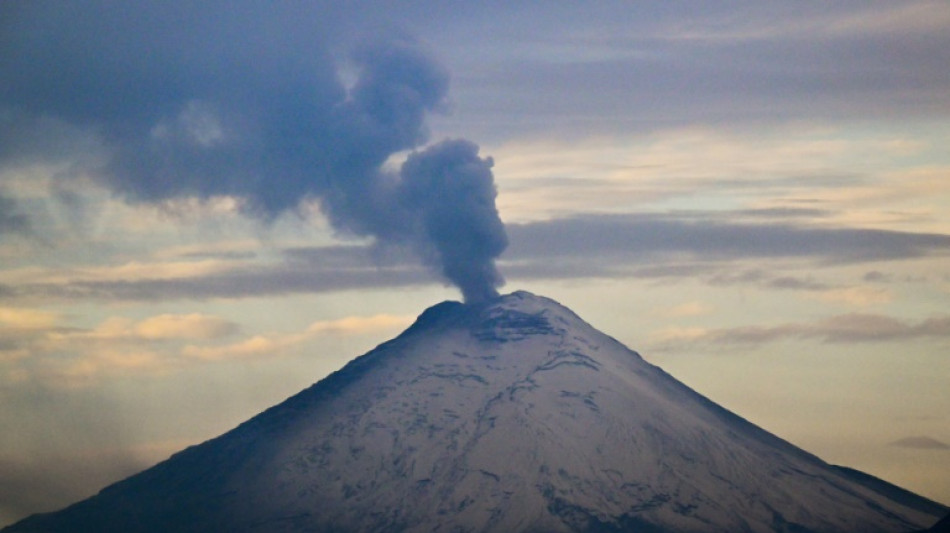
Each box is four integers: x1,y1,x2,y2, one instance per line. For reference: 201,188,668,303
0,3,506,302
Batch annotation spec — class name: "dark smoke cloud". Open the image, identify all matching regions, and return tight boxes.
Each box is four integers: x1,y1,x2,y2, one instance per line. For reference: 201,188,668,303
0,2,506,302
400,140,507,302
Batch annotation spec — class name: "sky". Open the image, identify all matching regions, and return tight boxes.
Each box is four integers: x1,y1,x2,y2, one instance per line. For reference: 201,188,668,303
1,1,949,526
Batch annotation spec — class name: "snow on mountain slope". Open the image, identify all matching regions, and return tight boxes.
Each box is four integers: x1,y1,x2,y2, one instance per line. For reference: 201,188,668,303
5,291,946,533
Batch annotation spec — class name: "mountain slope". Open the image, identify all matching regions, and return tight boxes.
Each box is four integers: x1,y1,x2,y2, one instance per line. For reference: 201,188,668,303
5,291,946,532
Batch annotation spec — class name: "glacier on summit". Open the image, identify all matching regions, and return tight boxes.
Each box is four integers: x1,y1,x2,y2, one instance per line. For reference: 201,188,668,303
5,291,946,532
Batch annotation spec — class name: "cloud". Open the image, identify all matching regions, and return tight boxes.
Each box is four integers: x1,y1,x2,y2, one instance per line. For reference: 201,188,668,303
0,312,242,388
0,305,410,381
658,302,714,318
863,270,893,283
183,314,412,361
182,335,289,362
431,2,950,140
506,213,950,269
0,308,58,330
765,276,831,291
0,3,509,302
11,261,429,303
61,314,239,343
655,312,950,347
649,327,712,347
809,286,893,306
2,258,245,289
36,350,172,389
889,436,950,450
0,193,29,236
4,211,949,303
306,314,414,336
3,3,947,302
132,314,239,340
0,242,437,303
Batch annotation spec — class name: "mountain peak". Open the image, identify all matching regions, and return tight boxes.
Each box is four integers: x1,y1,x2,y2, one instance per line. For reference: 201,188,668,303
5,292,946,533
401,290,586,343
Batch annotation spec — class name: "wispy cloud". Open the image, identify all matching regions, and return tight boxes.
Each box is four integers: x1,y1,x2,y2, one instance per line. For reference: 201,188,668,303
305,314,414,336
654,312,950,348
1,312,239,388
507,213,950,267
3,212,948,304
445,3,950,139
658,302,714,318
0,193,29,236
1,310,413,387
889,436,950,450
123,314,239,341
0,245,427,303
0,307,59,329
182,314,413,361
808,286,893,306
181,335,294,362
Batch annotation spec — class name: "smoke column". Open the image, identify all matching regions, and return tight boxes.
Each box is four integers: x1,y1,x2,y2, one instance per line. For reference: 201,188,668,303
0,4,507,302
399,140,507,302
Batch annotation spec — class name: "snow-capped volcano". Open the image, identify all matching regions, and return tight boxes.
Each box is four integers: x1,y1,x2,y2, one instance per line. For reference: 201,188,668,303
5,291,946,532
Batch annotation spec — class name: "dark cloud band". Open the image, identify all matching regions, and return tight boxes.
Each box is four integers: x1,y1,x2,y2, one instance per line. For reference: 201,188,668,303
507,214,950,265
4,213,948,303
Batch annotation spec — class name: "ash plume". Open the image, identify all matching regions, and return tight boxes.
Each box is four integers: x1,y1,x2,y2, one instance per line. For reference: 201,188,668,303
0,3,506,302
399,140,507,303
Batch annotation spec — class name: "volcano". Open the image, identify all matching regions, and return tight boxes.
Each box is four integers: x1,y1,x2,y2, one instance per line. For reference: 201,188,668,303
5,291,946,532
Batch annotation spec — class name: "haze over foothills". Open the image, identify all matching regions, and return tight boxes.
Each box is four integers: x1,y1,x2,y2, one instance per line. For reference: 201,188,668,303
0,1,948,527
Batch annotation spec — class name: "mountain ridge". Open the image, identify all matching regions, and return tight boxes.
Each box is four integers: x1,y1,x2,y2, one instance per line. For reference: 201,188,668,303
5,291,946,532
